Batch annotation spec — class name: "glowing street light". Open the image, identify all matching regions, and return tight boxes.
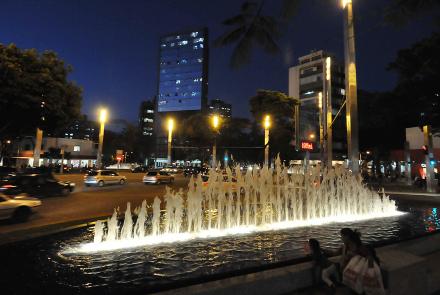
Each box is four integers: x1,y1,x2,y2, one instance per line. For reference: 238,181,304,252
263,115,271,166
211,114,221,168
96,108,108,169
167,118,174,165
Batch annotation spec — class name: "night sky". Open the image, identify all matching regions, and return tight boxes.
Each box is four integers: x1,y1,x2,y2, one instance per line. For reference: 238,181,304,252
0,0,434,123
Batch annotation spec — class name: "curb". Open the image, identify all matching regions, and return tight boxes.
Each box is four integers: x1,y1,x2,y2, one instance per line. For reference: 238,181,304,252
0,214,111,246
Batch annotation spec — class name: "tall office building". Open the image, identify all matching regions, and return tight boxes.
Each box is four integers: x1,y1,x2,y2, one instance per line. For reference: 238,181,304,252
157,28,209,113
288,50,346,158
155,28,209,161
208,99,232,118
139,100,155,137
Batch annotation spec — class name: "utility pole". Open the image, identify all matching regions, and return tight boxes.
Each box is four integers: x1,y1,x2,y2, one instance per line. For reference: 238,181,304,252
404,141,412,186
33,128,43,167
423,125,436,192
324,56,333,168
343,0,359,174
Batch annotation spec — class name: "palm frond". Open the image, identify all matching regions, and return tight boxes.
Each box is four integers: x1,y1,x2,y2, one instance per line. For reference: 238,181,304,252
230,27,255,69
214,26,247,47
280,0,301,22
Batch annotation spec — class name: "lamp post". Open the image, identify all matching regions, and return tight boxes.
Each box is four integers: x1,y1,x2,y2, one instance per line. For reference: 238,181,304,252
167,118,174,165
96,108,107,169
211,114,220,169
343,0,360,174
264,115,271,167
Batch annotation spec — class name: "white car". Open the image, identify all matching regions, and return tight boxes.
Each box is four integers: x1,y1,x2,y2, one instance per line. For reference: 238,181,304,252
0,193,42,222
143,171,174,184
84,170,127,187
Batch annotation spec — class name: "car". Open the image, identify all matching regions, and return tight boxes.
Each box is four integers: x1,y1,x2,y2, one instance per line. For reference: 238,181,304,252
131,166,148,173
0,193,42,222
143,171,174,184
84,170,127,187
0,166,16,178
0,173,75,198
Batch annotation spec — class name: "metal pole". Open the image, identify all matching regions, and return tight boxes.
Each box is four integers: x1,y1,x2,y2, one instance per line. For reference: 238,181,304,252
96,121,105,169
60,148,64,174
423,125,436,192
325,57,333,168
167,127,172,165
264,128,269,166
295,104,300,149
33,128,43,167
212,138,217,169
404,141,412,186
319,92,325,166
344,0,359,174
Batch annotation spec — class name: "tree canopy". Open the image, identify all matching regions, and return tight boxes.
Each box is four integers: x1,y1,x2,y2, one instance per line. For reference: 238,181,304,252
0,43,82,139
250,89,300,160
388,32,440,133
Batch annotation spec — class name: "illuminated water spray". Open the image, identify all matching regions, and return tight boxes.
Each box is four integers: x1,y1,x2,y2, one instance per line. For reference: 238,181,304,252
76,158,401,253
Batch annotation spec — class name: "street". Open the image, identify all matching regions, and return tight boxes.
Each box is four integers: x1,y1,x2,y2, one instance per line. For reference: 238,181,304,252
0,172,190,236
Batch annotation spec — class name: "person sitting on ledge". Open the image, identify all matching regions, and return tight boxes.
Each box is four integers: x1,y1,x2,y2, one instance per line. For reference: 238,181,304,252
306,238,340,290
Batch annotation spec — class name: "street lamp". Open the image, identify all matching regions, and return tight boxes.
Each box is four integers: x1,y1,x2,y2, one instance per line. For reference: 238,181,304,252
167,118,174,165
211,114,221,169
264,115,271,166
343,0,360,173
96,108,107,169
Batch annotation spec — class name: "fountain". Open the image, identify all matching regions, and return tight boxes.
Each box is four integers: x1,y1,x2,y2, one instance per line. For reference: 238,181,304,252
76,158,401,253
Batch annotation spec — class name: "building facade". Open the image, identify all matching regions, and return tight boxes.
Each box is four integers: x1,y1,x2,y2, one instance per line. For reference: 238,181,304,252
155,28,209,160
208,99,232,118
157,28,209,113
62,117,99,141
288,50,347,158
139,100,155,137
12,137,97,168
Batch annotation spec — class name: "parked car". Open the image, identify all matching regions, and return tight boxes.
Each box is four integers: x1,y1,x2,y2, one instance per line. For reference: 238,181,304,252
183,166,209,177
84,170,126,187
0,166,16,178
131,166,148,173
143,171,174,184
0,173,75,198
0,193,42,222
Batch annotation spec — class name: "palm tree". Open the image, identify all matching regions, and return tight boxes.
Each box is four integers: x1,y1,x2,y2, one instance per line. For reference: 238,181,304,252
216,0,439,68
214,1,300,68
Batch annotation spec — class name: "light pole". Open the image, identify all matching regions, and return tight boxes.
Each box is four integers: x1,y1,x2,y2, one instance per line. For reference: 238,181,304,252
264,115,271,167
343,0,360,174
167,118,174,165
211,114,220,169
318,92,324,165
96,108,107,169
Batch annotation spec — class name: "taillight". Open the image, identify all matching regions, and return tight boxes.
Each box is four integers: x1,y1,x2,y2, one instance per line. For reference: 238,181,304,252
1,185,14,189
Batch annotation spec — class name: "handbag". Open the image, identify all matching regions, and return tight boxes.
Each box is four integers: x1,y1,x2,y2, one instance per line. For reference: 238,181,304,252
362,261,386,295
343,255,368,294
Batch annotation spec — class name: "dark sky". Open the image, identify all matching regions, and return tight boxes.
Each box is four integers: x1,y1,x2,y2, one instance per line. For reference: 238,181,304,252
0,0,434,122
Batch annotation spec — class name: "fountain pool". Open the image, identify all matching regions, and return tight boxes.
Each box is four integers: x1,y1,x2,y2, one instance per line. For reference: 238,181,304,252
1,162,438,294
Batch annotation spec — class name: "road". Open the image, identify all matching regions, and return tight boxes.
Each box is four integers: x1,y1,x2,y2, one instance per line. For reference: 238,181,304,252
0,172,190,236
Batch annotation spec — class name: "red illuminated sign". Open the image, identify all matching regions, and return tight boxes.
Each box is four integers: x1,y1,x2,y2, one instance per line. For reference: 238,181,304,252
301,141,314,151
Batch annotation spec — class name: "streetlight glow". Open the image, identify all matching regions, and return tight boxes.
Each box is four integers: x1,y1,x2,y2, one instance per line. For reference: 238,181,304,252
167,118,174,132
264,115,271,130
326,57,331,81
318,92,323,109
212,114,220,130
99,108,107,124
342,0,351,8
309,133,316,140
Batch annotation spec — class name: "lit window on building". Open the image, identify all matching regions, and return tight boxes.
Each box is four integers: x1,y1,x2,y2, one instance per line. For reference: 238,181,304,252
193,38,204,43
176,80,181,84
147,110,154,113
190,32,199,37
73,146,80,152
161,43,166,48
181,59,188,64
178,40,188,46
341,89,346,95
197,58,203,63
170,42,175,47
